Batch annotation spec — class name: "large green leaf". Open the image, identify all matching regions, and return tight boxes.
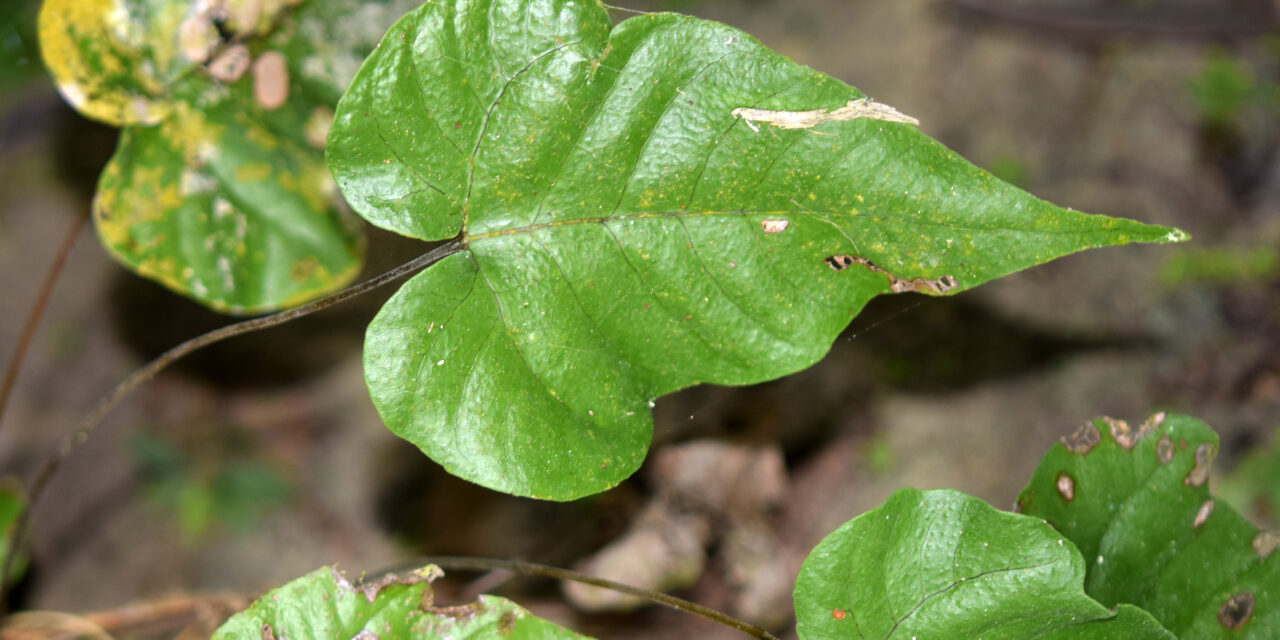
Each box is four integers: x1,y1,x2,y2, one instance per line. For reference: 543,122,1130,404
38,0,416,312
1018,414,1280,638
793,489,1173,639
213,565,591,639
330,0,1187,499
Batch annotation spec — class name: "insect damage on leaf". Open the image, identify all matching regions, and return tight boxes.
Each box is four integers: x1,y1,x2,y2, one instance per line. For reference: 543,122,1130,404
332,565,444,604
1185,443,1215,487
1218,593,1254,629
1061,422,1101,454
1056,472,1075,501
1253,532,1279,558
209,44,252,82
1104,417,1136,450
1192,500,1214,528
760,219,789,233
824,255,957,295
824,254,856,271
732,97,920,132
253,51,290,109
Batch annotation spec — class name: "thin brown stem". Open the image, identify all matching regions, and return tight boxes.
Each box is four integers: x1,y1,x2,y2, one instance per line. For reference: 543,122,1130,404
0,211,87,430
0,240,462,614
83,593,249,637
375,556,782,640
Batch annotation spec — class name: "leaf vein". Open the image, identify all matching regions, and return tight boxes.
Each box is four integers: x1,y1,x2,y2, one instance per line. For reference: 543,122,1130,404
607,48,739,220
407,38,467,159
465,39,582,220
673,216,803,354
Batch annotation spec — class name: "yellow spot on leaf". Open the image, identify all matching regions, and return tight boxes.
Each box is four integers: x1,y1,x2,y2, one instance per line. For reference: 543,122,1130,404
234,163,273,183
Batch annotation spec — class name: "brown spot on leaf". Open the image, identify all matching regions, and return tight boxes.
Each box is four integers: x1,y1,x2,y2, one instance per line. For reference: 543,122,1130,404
1218,593,1254,629
1056,472,1075,501
253,51,290,110
1157,435,1174,463
426,602,485,620
1138,411,1165,438
290,257,319,282
1253,531,1279,558
1105,417,1135,450
761,219,789,233
262,623,275,640
339,565,443,604
1185,443,1214,487
825,255,854,271
1193,500,1214,528
209,44,251,82
1061,423,1101,454
498,610,517,635
831,609,847,620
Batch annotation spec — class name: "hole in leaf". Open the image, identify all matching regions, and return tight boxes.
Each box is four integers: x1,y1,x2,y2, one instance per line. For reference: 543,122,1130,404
825,255,854,271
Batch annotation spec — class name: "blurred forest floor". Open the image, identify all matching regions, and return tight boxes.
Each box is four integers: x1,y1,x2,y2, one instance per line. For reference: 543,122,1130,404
2,0,1280,638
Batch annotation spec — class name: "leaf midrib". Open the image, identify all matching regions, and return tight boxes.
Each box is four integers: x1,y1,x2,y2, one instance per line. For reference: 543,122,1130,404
462,207,1120,246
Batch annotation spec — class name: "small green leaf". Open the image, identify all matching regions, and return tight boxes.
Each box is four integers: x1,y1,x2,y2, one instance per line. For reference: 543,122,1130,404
1017,413,1280,638
212,565,591,640
794,489,1173,639
332,0,1187,499
37,0,400,312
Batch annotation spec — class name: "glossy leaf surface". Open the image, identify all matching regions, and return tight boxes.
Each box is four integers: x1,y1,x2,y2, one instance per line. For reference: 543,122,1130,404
1018,414,1280,638
37,0,415,312
794,488,1173,639
213,565,590,640
331,0,1187,499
